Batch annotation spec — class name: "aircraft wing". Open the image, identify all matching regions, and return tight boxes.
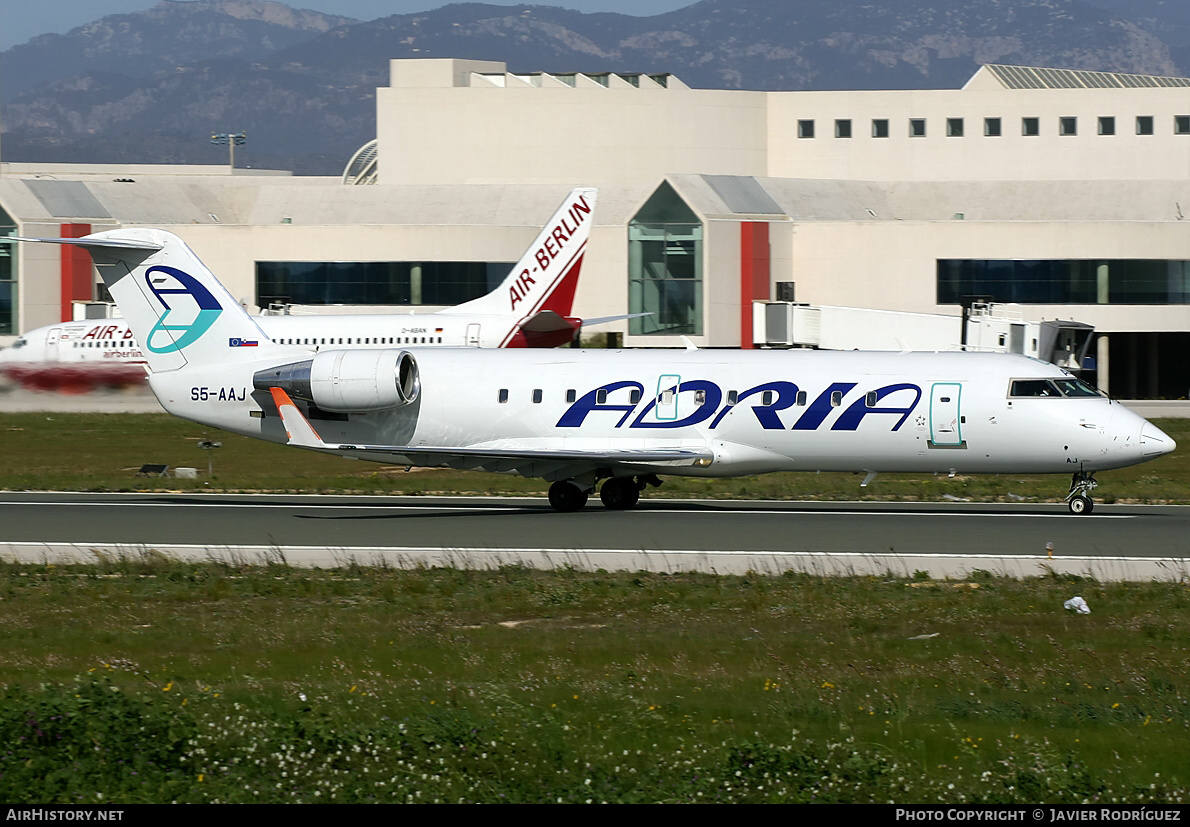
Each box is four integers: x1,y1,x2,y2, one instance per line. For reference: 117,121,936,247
269,388,711,477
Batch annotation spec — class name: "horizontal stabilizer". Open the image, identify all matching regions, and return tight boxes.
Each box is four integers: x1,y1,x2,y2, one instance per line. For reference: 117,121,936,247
580,312,651,328
12,236,163,252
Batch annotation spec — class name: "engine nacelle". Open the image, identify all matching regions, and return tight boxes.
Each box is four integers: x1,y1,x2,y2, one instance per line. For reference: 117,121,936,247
253,349,420,412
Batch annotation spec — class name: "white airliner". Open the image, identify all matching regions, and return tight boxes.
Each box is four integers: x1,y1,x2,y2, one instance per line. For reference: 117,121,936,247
16,227,1177,515
1,188,606,390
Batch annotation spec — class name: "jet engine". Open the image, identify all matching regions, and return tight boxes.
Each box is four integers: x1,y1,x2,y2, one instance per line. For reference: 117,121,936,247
253,349,420,412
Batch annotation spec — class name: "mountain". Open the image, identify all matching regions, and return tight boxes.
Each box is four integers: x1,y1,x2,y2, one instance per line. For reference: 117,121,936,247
3,0,356,99
295,0,1175,92
2,0,1186,175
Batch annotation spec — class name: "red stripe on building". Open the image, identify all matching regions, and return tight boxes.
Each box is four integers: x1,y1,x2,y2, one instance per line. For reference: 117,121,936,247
59,223,92,322
739,222,770,349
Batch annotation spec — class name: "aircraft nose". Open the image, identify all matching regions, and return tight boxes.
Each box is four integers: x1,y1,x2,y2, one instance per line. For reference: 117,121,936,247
1140,421,1177,457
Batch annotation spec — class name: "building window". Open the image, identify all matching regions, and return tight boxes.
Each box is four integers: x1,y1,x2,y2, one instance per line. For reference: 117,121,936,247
984,117,1001,137
1137,116,1154,135
835,119,852,138
871,119,889,138
938,259,1190,305
797,119,815,138
0,208,14,335
1098,116,1115,136
1022,117,1039,136
1059,116,1077,136
628,182,703,336
1176,116,1190,135
947,118,964,137
909,119,926,137
256,260,512,307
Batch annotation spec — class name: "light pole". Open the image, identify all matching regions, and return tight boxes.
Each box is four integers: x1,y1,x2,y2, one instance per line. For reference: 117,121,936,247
197,439,222,478
210,132,246,173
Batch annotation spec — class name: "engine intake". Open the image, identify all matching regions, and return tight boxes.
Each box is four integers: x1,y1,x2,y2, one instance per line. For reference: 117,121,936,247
253,349,420,412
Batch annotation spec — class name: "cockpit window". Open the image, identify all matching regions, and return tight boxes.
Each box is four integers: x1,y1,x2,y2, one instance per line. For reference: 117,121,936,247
1052,378,1102,398
1010,379,1058,397
12,338,26,349
1010,378,1103,398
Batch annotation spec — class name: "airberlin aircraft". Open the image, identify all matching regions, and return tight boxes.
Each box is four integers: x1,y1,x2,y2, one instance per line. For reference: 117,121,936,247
16,225,1176,514
1,188,605,391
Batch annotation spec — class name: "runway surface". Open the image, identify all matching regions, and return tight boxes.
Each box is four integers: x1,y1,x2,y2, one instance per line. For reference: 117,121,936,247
1,493,1187,580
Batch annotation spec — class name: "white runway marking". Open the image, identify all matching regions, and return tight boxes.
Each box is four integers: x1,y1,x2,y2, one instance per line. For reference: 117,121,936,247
0,500,1140,518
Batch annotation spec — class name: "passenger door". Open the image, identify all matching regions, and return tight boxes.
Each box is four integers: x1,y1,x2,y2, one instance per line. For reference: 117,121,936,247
929,382,965,447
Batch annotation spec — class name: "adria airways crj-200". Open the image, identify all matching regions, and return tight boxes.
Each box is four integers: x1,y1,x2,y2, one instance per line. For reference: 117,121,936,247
16,191,1175,513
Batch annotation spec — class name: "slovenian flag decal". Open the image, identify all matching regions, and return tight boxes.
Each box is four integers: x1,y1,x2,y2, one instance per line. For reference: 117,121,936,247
229,338,259,347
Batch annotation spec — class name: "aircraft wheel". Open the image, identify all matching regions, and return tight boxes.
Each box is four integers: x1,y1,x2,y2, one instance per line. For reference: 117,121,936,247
548,480,588,513
1068,495,1094,515
600,477,640,511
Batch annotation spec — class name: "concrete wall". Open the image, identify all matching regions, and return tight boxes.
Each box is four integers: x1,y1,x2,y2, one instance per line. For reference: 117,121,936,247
376,60,769,186
768,85,1190,182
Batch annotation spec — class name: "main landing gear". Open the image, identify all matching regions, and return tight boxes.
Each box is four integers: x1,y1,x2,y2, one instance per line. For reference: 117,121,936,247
1065,471,1098,515
546,475,663,513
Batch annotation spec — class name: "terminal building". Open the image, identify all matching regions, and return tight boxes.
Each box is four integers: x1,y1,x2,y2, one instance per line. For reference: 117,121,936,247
1,58,1188,398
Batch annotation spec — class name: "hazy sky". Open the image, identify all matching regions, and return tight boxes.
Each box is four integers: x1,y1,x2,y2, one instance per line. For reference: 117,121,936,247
1,0,695,50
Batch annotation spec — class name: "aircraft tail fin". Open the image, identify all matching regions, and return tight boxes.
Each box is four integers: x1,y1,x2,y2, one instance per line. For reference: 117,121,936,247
444,187,597,344
17,230,272,374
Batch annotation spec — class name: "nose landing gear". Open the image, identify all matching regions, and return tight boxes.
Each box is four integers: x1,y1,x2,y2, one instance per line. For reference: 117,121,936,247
1065,471,1098,515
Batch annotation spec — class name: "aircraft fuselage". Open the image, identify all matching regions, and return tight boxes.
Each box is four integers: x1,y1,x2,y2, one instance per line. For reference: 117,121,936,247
149,347,1172,479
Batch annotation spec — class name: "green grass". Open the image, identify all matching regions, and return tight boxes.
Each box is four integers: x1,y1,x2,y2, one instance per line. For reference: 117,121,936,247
0,412,1187,503
1,561,1188,803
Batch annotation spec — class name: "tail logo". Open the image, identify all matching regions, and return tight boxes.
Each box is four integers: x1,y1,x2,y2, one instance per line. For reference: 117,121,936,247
143,266,223,353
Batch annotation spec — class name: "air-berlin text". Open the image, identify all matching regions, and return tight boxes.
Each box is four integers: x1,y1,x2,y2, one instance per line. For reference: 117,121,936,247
511,195,592,311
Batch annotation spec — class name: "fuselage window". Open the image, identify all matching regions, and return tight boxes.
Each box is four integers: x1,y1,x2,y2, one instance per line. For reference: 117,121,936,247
695,390,707,406
498,389,509,403
762,390,775,406
830,390,843,407
596,389,608,404
566,389,577,403
866,391,878,406
630,389,642,404
532,389,543,403
727,390,738,405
